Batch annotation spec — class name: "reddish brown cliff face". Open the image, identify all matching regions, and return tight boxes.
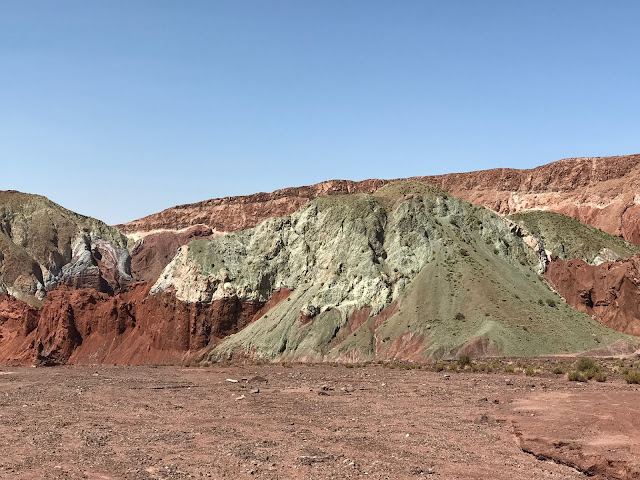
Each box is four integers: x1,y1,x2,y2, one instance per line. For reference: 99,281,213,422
0,285,293,366
420,154,640,246
544,255,640,336
119,154,640,247
118,179,388,235
129,225,218,283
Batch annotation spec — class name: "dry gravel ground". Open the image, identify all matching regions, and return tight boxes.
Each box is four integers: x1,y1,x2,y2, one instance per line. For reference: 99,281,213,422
0,364,638,480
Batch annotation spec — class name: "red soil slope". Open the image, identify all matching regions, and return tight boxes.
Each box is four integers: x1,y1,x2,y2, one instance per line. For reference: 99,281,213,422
0,286,293,366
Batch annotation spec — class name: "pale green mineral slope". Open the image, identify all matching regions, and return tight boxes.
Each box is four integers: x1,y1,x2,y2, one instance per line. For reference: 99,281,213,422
152,182,631,362
508,210,640,264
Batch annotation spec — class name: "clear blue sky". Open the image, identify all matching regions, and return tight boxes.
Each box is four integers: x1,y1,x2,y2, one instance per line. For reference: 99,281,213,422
2,1,639,224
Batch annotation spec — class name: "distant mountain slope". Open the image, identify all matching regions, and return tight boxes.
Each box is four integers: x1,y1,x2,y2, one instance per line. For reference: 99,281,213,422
0,191,132,303
508,211,640,264
150,182,630,362
2,177,638,366
120,154,640,239
119,154,640,283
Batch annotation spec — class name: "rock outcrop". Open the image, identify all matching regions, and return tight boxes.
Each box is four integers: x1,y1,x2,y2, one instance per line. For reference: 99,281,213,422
0,283,291,366
129,224,219,283
508,210,640,265
120,154,640,244
2,155,640,366
117,154,640,285
151,182,630,363
0,191,132,303
544,255,640,335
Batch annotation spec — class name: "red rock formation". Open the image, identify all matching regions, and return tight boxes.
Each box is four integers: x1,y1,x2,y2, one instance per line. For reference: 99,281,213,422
0,285,294,366
0,294,40,364
544,255,640,335
118,179,388,235
129,225,217,282
420,154,640,245
119,154,640,250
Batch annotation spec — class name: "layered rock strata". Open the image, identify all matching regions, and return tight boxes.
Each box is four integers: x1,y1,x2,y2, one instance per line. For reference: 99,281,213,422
0,283,292,366
152,183,629,363
544,255,640,335
120,154,640,246
0,191,132,303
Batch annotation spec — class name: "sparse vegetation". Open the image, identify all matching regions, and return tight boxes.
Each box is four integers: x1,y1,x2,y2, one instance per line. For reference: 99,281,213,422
434,362,447,372
508,210,640,262
624,370,640,384
457,354,472,368
567,357,604,382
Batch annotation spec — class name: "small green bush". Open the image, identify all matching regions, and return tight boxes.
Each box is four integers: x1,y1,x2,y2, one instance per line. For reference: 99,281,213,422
568,357,603,382
592,371,607,382
576,357,599,372
568,370,587,382
457,354,472,368
624,370,640,384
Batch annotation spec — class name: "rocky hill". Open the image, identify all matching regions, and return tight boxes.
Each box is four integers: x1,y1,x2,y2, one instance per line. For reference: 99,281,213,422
2,154,640,366
152,182,631,362
119,154,640,284
120,155,640,243
0,191,132,304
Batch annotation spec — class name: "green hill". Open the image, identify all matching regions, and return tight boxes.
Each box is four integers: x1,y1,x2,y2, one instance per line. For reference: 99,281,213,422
508,210,640,264
151,182,631,362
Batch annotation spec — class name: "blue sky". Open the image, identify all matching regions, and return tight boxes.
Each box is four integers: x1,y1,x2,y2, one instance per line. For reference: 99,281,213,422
2,1,639,224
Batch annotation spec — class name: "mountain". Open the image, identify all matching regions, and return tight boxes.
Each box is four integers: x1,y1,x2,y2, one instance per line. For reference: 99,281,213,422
2,154,640,366
152,182,631,362
119,154,640,284
0,190,132,304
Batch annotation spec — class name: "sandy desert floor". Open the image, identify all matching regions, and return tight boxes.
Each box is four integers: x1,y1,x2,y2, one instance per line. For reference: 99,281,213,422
0,363,638,480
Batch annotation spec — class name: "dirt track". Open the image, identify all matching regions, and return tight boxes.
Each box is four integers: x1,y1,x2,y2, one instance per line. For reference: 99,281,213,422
0,365,638,479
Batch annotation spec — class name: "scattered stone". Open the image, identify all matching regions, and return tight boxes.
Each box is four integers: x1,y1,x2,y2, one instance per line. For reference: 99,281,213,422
251,388,260,394
249,376,268,384
235,395,246,401
474,414,496,425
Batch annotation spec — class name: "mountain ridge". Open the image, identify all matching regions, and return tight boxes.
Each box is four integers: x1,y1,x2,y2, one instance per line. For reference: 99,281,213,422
2,154,640,365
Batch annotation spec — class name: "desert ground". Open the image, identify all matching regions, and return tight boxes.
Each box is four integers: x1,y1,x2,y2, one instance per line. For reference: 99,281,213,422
0,362,638,480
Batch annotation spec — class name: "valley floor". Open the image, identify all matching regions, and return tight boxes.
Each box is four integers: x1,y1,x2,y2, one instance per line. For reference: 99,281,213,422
0,364,638,479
